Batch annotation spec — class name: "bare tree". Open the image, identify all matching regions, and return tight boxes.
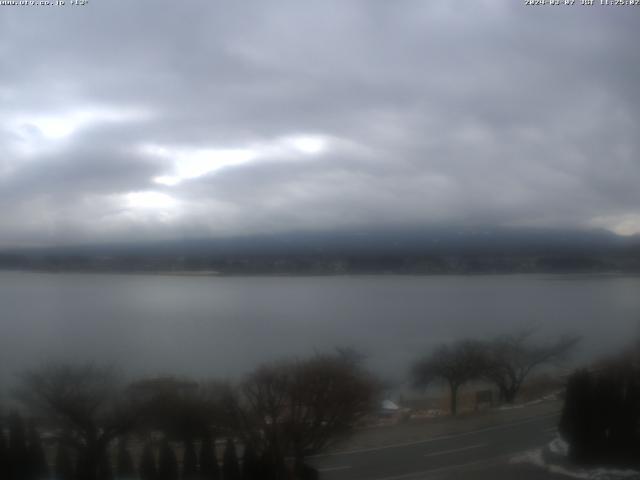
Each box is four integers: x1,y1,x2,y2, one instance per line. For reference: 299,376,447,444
18,364,141,480
128,376,230,441
412,340,486,415
230,352,379,477
482,331,579,403
286,353,378,458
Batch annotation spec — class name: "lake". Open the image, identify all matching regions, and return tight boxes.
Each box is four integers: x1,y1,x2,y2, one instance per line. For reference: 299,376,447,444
1,271,639,391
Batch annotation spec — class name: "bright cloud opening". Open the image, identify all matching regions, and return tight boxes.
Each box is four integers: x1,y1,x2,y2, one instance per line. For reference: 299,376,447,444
30,117,76,139
125,191,178,210
146,146,258,186
144,134,331,186
14,106,149,141
285,135,327,155
591,214,640,236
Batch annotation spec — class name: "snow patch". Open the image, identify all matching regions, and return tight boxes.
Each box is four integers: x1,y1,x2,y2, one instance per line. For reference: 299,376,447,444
497,392,560,411
511,448,545,467
511,437,640,480
549,436,569,457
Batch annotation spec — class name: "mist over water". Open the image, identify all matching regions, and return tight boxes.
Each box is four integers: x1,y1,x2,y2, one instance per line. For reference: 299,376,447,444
1,271,639,392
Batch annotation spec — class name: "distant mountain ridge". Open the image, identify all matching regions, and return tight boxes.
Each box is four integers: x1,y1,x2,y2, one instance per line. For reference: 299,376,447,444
1,226,639,274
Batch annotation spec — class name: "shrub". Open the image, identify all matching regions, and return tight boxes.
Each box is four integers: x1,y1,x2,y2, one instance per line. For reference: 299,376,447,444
560,364,640,467
139,442,157,480
54,443,74,480
198,435,219,480
158,439,179,480
0,425,7,480
8,412,29,480
182,439,198,479
241,443,260,480
27,422,48,480
222,439,240,480
117,438,135,477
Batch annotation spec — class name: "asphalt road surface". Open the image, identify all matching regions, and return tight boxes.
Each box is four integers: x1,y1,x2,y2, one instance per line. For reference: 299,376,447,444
310,413,560,480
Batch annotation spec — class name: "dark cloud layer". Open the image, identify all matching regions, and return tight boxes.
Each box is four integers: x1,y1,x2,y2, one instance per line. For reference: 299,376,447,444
1,0,639,246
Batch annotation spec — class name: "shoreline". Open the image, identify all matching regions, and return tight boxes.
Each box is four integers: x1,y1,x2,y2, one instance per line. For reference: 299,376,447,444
0,268,638,279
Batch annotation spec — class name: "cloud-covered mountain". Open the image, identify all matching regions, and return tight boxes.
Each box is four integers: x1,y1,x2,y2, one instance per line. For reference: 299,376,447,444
2,226,638,274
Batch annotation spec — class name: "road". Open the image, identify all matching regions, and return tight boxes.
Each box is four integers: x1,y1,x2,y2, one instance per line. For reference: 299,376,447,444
310,413,560,480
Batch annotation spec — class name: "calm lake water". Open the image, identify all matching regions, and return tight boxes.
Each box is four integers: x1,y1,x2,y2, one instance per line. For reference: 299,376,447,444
1,271,639,390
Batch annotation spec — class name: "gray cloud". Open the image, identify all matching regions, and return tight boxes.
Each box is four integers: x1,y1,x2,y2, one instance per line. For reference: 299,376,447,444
1,0,639,246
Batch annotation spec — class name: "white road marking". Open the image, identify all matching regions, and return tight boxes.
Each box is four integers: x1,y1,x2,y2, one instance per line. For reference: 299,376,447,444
424,443,487,457
370,453,516,480
311,412,558,458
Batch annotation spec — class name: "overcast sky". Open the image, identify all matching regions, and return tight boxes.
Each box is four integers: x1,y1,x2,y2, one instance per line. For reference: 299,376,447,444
1,0,639,247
